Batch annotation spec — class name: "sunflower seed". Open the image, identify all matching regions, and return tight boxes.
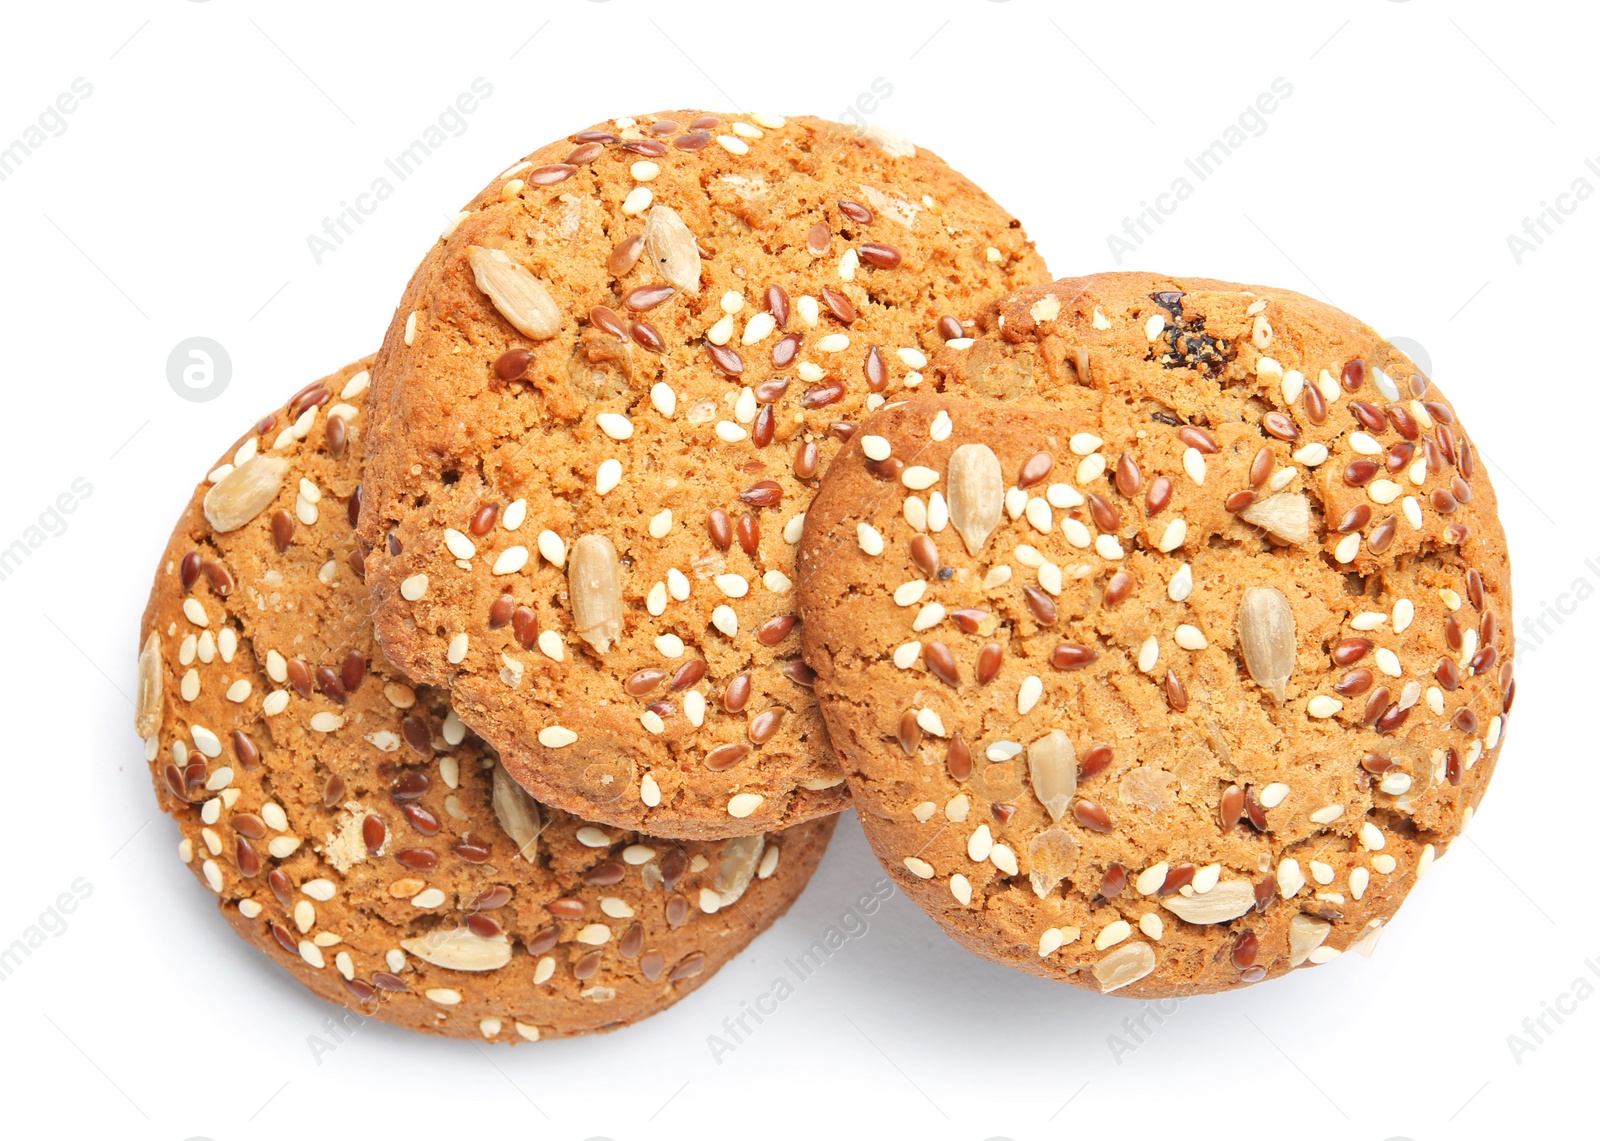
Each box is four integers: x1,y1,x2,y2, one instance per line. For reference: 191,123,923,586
1239,491,1311,544
399,930,512,971
203,456,290,532
1093,942,1156,993
569,534,623,653
1028,829,1079,898
1238,586,1296,703
713,834,766,907
465,245,562,339
1027,730,1077,823
1159,881,1255,924
947,443,1003,555
491,763,542,860
1288,913,1331,967
135,632,163,737
642,205,702,294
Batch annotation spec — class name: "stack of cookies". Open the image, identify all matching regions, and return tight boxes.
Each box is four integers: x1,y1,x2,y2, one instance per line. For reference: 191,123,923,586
134,111,1514,1040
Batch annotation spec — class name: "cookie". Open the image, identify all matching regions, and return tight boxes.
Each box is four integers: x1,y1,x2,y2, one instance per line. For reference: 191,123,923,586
796,273,1512,997
354,110,1050,839
134,360,835,1041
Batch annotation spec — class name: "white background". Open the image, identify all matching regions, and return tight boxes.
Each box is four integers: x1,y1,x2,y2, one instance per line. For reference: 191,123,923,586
0,2,1592,1137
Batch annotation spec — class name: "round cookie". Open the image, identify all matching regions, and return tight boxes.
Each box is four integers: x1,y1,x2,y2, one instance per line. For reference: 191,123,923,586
356,110,1050,839
134,361,836,1041
796,273,1512,998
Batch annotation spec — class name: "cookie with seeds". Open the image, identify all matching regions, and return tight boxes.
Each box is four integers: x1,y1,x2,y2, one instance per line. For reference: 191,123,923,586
796,273,1513,997
135,360,835,1041
355,110,1049,839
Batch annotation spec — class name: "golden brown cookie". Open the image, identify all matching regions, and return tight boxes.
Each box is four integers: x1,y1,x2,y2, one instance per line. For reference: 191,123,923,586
355,110,1049,839
796,273,1512,998
135,360,835,1041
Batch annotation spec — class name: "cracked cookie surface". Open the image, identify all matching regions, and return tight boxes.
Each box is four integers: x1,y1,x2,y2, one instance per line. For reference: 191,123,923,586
796,273,1512,997
136,360,835,1041
356,110,1049,839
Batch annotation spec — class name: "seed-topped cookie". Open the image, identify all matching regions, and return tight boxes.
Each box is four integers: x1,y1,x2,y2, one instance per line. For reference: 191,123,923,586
135,361,835,1041
356,110,1049,839
796,273,1512,998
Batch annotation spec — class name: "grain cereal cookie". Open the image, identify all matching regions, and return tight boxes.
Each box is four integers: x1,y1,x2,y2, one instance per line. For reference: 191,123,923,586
134,360,836,1041
355,110,1048,839
796,273,1512,998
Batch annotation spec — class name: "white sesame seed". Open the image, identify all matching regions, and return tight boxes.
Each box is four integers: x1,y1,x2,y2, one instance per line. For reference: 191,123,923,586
261,803,288,831
950,874,973,906
1158,518,1187,553
860,435,892,462
1182,448,1207,486
903,856,934,879
654,633,685,658
1417,843,1436,878
816,333,850,353
1349,432,1382,455
536,530,566,567
742,311,776,344
501,499,527,530
1334,532,1361,564
1175,624,1207,650
1140,914,1165,940
442,528,476,560
716,135,749,155
714,573,749,598
182,598,208,627
621,186,653,215
403,311,417,345
446,633,468,664
1269,467,1295,491
752,112,786,128
897,467,937,494
1351,611,1387,631
1168,563,1193,602
1372,852,1397,873
1077,454,1107,484
712,605,738,637
646,581,668,617
912,603,945,632
1281,369,1305,404
640,774,661,807
1096,920,1132,950
727,793,763,817
597,412,633,440
1256,356,1283,380
1360,822,1386,851
967,824,994,863
982,564,1011,589
1372,367,1400,400
1137,636,1159,674
1135,863,1168,895
1037,562,1064,596
1293,443,1329,467
856,522,885,556
1192,864,1221,894
927,492,949,531
1144,314,1166,342
1408,458,1428,485
1310,804,1345,825
1374,648,1402,677
1487,716,1503,749
180,669,200,702
763,570,792,594
630,160,660,182
893,580,926,607
536,630,564,662
796,294,820,326
682,690,706,727
1095,534,1124,560
309,712,344,733
930,410,952,441
1046,483,1084,509
267,836,301,859
893,642,921,669
707,312,735,345
1260,782,1290,808
916,707,947,736
838,248,858,281
1278,858,1306,898
1018,675,1043,715
1014,544,1046,569
1367,479,1401,504
1307,695,1343,719
1004,486,1027,520
538,726,578,748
